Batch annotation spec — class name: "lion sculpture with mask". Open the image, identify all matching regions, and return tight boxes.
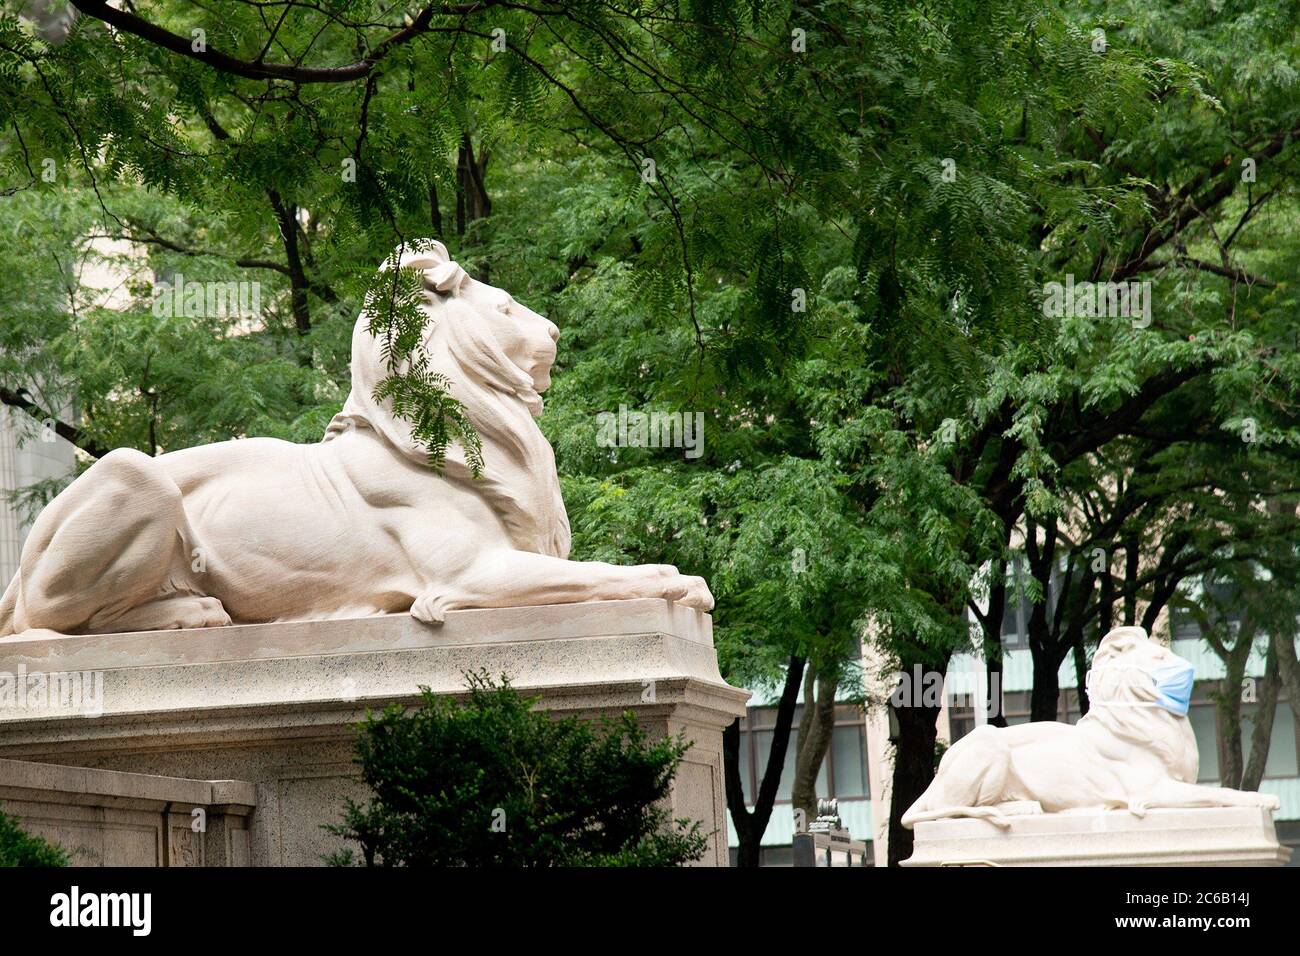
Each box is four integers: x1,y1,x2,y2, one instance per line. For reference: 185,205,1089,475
902,625,1281,829
0,241,713,638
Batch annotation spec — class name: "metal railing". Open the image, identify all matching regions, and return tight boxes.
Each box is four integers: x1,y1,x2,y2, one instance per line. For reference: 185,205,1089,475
792,799,870,867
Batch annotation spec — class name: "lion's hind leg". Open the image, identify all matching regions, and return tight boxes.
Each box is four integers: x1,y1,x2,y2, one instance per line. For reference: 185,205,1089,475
902,727,1016,828
14,448,192,634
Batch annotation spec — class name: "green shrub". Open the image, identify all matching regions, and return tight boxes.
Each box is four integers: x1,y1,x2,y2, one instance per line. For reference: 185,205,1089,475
0,810,68,867
327,672,708,867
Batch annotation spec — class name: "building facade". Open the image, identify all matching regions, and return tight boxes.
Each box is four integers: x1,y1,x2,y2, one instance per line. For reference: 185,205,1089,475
0,406,77,587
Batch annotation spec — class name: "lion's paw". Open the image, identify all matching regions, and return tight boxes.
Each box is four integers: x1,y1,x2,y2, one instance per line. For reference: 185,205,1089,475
99,595,231,632
662,574,714,612
189,596,233,629
411,593,449,626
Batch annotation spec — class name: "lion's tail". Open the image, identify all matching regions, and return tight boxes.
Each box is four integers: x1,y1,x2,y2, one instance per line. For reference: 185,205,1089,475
901,805,1012,829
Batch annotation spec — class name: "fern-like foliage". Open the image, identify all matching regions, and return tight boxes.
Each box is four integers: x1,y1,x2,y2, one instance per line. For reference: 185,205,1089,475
362,254,484,475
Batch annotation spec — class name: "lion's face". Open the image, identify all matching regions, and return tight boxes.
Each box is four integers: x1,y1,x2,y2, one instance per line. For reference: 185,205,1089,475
1087,625,1188,709
386,238,561,396
456,277,560,394
327,240,572,557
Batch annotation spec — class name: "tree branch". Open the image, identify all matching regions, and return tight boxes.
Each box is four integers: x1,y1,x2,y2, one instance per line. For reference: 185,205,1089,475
71,0,500,84
0,387,107,458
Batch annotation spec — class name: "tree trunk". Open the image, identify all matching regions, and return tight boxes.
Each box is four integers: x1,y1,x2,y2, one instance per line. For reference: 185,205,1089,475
1122,535,1139,626
985,647,1008,728
1274,632,1300,715
429,181,443,237
791,665,838,827
267,191,313,366
887,677,945,867
455,157,466,237
1217,646,1251,789
1072,637,1090,716
1026,519,1063,721
1029,641,1062,722
723,655,805,867
722,719,760,867
1027,572,1064,722
982,555,1009,728
1097,565,1114,635
455,134,491,233
1242,637,1280,791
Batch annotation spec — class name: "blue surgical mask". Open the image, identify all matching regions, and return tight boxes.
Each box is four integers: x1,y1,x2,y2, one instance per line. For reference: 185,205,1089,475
1088,654,1196,716
1148,658,1195,716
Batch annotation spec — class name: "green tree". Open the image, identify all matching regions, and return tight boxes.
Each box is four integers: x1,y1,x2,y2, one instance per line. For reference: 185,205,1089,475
327,673,708,867
0,810,68,866
6,0,1300,869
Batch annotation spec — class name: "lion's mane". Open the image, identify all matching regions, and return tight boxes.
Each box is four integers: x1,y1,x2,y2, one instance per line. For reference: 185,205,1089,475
322,242,571,559
1079,627,1199,783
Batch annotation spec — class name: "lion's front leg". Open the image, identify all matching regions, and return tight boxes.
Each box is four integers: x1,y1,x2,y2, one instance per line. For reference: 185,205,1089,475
412,548,714,624
1143,779,1282,813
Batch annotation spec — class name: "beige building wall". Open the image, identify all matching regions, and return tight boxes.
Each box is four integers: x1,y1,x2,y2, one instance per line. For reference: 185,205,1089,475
1,234,139,586
0,407,77,587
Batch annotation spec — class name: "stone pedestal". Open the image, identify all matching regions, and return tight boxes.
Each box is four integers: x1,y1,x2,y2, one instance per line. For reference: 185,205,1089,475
0,599,748,866
903,807,1292,866
0,757,255,866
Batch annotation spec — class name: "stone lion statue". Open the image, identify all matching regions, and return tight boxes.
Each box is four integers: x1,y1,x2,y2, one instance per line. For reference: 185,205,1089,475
0,240,713,637
903,625,1280,829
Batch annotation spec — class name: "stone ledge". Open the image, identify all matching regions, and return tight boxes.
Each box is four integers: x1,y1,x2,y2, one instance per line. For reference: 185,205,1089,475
0,757,256,811
0,599,746,728
0,598,713,669
0,676,748,756
903,806,1292,867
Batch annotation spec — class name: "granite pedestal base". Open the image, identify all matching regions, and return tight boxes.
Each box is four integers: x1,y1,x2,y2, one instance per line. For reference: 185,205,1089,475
0,599,748,866
902,807,1291,866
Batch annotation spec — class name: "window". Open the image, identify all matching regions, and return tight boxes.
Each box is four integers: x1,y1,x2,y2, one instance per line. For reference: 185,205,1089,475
1170,577,1245,640
1241,702,1299,779
1188,686,1299,783
1000,556,1030,650
1003,690,1031,725
949,705,975,743
1189,703,1220,783
831,724,868,798
736,703,869,804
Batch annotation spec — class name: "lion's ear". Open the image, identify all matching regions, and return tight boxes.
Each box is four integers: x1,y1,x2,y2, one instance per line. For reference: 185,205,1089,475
1099,625,1148,652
